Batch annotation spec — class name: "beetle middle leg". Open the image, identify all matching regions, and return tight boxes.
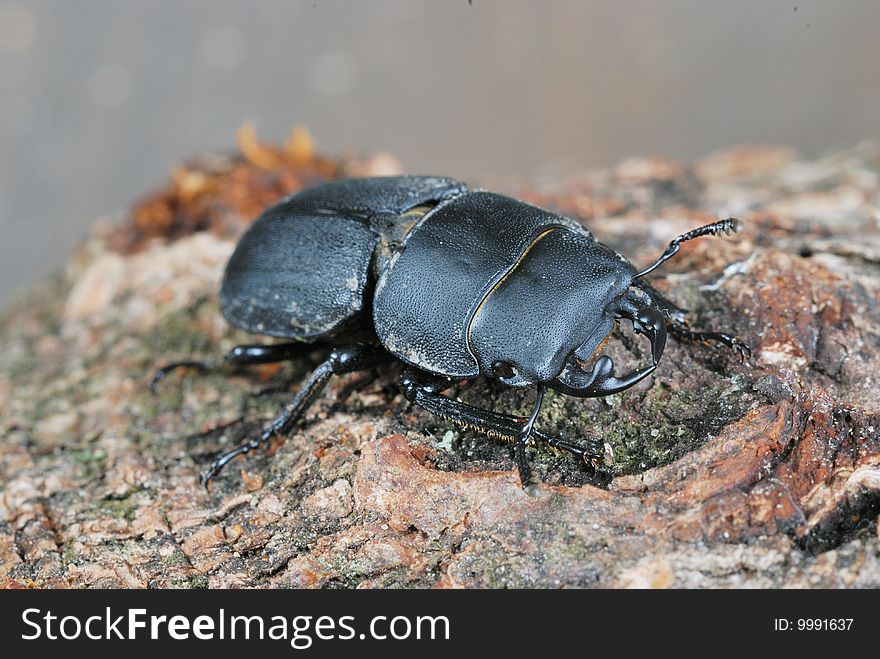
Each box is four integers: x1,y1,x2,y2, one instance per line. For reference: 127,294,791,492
200,342,387,485
401,368,603,493
149,342,308,393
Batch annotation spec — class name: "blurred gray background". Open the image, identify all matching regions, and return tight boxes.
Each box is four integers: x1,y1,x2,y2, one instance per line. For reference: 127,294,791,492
1,0,878,305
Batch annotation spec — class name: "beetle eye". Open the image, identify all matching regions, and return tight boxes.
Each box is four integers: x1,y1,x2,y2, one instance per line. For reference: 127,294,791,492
492,361,516,379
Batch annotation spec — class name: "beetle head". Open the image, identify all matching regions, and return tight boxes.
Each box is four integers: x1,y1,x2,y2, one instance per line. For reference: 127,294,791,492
547,217,745,396
468,228,638,388
470,265,634,389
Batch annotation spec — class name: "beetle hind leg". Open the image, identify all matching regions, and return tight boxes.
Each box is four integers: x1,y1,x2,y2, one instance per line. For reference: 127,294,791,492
149,342,310,393
148,359,212,393
200,342,387,486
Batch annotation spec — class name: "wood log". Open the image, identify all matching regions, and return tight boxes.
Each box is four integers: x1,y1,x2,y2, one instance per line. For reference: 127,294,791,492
1,137,878,588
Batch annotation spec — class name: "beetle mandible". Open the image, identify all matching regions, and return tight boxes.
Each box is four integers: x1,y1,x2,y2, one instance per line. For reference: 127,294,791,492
151,176,750,493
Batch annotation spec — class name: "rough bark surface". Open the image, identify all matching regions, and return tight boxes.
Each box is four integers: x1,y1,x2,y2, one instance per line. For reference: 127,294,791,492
2,136,879,588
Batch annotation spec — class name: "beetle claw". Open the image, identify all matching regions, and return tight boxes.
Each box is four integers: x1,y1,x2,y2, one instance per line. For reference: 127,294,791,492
523,484,543,497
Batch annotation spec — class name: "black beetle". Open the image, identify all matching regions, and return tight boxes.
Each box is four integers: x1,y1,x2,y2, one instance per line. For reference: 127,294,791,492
151,176,750,493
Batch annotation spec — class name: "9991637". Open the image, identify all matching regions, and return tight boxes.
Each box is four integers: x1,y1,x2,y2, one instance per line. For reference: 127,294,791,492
774,618,854,631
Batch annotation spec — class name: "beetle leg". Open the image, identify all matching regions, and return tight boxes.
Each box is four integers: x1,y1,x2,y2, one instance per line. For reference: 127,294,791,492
634,281,750,362
200,342,387,486
667,321,751,362
553,289,667,398
401,369,603,491
514,385,545,495
634,280,688,324
223,342,308,365
148,359,212,393
149,342,307,393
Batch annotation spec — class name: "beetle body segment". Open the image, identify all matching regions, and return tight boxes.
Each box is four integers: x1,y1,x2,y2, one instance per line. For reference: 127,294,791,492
220,207,378,338
374,191,633,385
220,176,465,339
467,220,633,385
374,190,559,378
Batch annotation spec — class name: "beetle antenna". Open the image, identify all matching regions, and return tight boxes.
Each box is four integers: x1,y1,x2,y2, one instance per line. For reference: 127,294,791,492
634,218,743,279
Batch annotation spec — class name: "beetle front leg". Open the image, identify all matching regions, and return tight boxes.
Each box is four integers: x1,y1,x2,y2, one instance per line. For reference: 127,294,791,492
514,384,545,495
401,368,603,493
667,321,751,362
